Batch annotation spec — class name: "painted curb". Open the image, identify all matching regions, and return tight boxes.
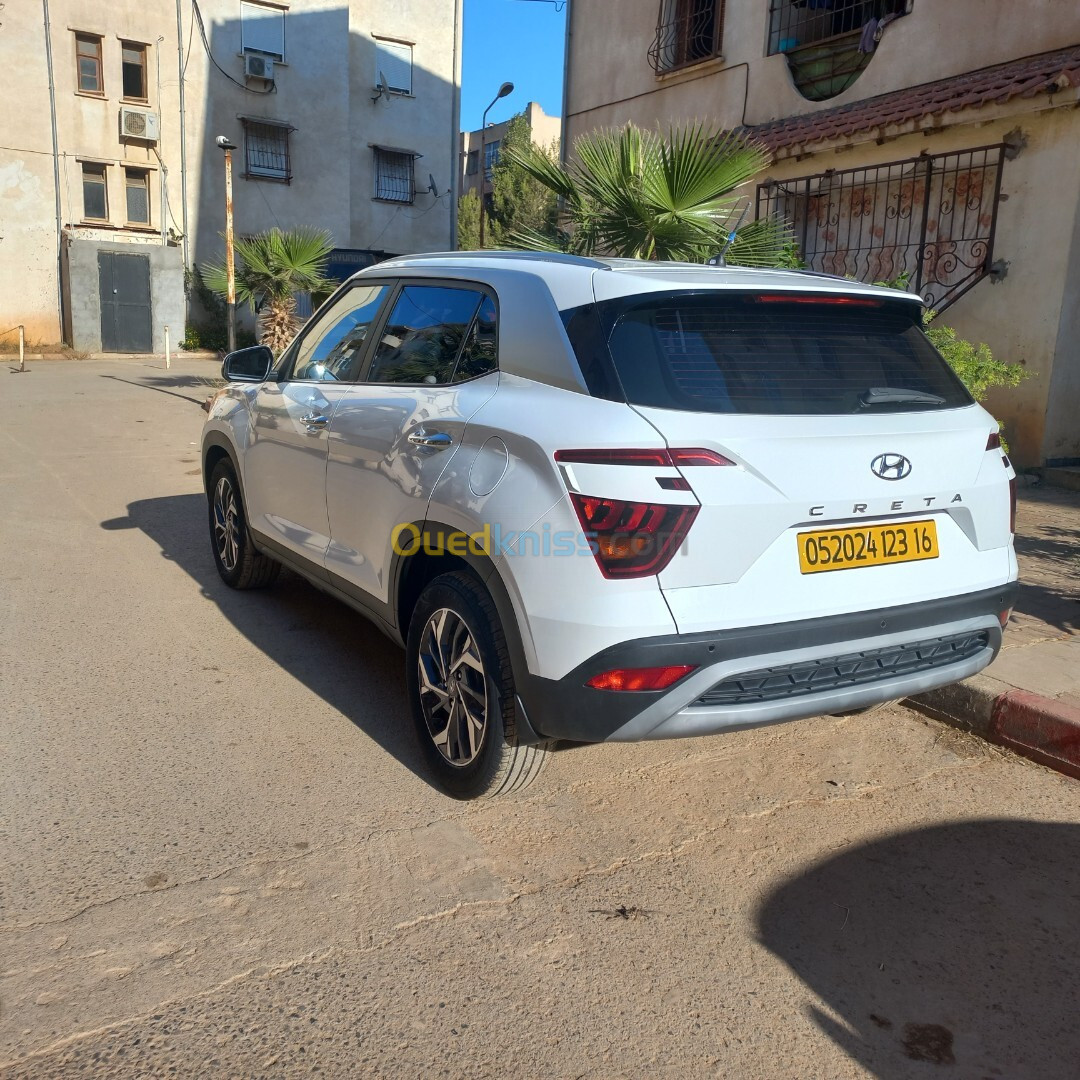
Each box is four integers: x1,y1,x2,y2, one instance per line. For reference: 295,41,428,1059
988,690,1080,781
909,680,1080,781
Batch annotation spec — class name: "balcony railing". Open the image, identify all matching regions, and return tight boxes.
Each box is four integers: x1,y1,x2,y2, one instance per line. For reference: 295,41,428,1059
756,145,1006,313
648,0,724,75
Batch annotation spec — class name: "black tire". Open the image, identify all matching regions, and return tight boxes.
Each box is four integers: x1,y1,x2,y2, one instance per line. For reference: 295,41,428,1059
207,458,280,590
406,571,553,799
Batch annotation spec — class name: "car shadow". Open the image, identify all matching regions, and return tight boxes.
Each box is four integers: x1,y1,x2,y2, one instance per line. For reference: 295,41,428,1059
101,493,431,787
755,819,1080,1078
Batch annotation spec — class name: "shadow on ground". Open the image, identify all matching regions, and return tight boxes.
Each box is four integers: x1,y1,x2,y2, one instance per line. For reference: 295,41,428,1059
101,493,430,786
99,374,214,406
1012,580,1079,636
756,819,1080,1079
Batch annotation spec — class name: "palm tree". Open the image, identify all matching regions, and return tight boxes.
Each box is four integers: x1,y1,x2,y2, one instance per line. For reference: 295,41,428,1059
202,227,335,355
502,122,789,265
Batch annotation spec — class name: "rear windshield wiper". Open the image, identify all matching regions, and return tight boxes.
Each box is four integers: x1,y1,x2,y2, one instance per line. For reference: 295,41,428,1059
859,386,947,408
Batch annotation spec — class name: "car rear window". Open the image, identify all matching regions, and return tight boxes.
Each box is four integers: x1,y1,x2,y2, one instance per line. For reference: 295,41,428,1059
577,291,973,415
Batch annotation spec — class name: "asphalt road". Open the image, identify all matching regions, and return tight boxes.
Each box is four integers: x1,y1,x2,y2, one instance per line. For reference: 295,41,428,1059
1,358,1078,1079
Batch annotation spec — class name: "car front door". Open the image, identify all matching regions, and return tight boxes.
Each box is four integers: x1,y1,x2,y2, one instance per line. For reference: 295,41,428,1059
324,282,499,611
242,282,391,570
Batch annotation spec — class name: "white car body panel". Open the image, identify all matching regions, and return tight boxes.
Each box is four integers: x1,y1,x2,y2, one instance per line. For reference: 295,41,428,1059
325,374,498,603
244,381,352,567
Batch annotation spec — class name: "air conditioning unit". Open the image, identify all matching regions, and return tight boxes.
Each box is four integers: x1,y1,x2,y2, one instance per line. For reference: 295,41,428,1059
244,53,274,81
119,107,159,143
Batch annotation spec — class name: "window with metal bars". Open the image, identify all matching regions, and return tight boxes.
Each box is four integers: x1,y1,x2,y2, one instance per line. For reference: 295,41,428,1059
766,0,908,56
242,119,291,182
756,144,1005,313
373,148,415,203
648,0,724,75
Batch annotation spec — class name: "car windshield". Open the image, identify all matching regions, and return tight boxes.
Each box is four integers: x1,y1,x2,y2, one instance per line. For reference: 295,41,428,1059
585,291,973,416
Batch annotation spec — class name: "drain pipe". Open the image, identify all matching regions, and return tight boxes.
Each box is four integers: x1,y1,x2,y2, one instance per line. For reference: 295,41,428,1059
41,0,66,343
175,0,191,270
156,37,167,246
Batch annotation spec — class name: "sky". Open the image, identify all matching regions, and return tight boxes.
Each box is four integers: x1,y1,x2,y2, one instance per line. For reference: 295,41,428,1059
461,0,568,131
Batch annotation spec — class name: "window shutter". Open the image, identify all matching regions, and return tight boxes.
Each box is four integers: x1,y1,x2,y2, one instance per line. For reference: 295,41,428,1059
241,2,285,59
375,39,412,94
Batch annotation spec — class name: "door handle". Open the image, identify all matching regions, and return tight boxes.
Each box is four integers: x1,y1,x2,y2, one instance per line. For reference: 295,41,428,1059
301,413,329,428
408,428,452,450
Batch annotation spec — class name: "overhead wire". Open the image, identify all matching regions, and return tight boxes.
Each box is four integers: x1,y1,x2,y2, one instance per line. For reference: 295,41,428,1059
191,0,275,94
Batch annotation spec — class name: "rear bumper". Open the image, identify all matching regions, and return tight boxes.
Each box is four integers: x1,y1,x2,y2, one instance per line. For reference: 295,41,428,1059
517,583,1018,743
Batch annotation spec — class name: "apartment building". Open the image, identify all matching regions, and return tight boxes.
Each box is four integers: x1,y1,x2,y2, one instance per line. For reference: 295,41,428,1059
563,1,1080,468
459,100,561,201
1,0,462,353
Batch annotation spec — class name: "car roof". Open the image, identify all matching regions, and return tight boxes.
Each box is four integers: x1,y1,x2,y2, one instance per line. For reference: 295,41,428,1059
361,251,920,306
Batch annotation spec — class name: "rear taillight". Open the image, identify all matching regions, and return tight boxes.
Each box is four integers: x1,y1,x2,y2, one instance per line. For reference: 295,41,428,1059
587,665,696,691
1009,475,1017,534
568,492,698,578
555,448,734,467
986,431,1002,451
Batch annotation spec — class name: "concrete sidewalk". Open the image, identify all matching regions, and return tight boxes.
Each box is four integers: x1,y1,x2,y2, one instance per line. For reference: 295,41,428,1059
913,484,1080,778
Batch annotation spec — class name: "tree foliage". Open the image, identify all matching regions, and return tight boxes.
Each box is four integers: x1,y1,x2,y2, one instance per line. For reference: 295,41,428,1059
457,188,482,250
502,122,789,264
487,113,559,247
201,227,335,355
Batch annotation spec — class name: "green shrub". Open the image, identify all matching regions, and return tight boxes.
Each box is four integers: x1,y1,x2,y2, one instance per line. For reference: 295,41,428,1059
179,323,255,353
922,317,1027,403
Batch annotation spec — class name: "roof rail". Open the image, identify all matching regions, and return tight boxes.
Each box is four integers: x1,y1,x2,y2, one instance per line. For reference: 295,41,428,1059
378,250,612,271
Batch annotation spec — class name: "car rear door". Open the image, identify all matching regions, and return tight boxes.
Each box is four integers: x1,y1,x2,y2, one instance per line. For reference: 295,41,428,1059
242,282,391,569
324,282,499,611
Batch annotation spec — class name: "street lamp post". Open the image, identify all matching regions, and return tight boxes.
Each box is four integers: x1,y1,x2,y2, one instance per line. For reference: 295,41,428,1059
216,135,238,353
478,81,514,249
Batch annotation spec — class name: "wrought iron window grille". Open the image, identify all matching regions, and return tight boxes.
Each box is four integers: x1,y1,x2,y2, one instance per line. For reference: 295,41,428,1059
756,144,1005,313
374,148,416,203
648,0,724,75
242,118,292,183
766,0,908,57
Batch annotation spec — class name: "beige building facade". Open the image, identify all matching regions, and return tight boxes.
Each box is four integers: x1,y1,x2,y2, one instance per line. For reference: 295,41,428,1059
459,100,561,201
1,0,462,352
563,1,1080,468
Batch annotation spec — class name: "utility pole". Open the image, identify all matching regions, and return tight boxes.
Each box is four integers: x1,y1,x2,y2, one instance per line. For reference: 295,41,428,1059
478,81,514,249
217,136,238,353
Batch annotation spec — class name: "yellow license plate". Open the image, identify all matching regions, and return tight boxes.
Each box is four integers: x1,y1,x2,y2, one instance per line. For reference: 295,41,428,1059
798,519,939,574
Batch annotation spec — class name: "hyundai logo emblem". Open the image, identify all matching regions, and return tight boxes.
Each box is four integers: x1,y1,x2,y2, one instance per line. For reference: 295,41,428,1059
871,453,912,481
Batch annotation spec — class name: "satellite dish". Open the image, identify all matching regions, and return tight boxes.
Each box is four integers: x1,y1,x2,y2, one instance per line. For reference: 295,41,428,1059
428,174,439,196
371,69,391,103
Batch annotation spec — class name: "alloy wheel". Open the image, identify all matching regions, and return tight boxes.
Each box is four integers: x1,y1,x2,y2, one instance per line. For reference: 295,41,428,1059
213,476,240,573
417,607,488,766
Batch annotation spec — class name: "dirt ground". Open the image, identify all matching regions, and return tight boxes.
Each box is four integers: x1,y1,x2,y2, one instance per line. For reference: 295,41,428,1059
2,358,1078,1078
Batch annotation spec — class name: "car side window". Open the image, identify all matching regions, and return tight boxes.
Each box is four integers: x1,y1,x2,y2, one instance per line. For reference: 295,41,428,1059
290,284,389,382
367,285,483,386
452,295,498,383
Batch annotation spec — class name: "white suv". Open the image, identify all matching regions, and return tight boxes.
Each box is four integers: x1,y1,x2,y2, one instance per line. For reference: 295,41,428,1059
202,252,1018,798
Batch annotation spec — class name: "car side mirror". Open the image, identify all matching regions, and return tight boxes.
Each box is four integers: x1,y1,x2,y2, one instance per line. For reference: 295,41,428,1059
222,345,274,383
